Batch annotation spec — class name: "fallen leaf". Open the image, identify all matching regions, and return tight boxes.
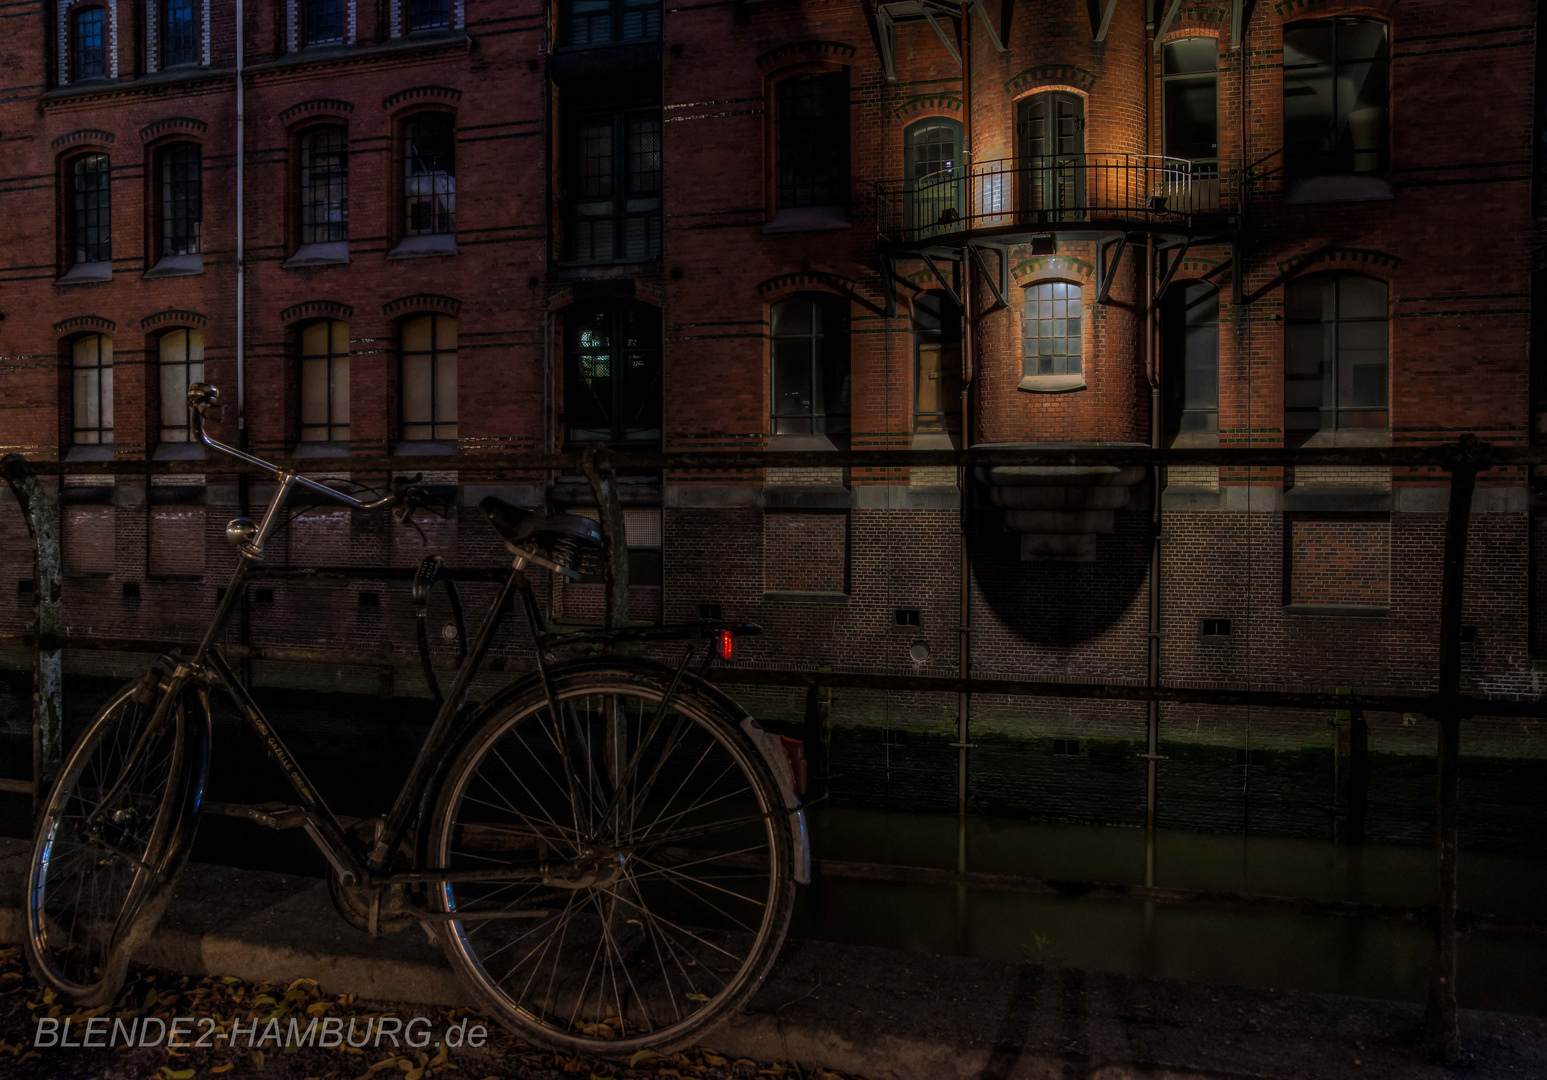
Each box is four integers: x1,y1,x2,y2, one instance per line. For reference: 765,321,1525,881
628,1050,665,1067
211,1066,235,1075
160,1069,195,1079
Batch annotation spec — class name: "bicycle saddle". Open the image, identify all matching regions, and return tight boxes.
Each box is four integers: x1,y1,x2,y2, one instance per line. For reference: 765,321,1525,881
480,497,604,576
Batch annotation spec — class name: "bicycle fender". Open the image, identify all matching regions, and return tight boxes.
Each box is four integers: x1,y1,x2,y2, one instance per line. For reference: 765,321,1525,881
739,716,811,885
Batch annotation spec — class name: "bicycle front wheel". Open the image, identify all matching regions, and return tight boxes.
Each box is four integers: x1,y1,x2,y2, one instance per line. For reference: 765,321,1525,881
429,663,796,1057
24,678,199,1005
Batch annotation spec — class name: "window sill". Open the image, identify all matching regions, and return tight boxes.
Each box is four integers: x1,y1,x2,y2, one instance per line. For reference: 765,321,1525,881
388,234,458,259
292,441,352,459
1283,175,1394,205
1282,604,1391,619
57,261,113,285
1018,374,1086,394
64,571,114,581
393,440,458,456
144,253,203,279
146,573,204,584
152,443,205,461
1291,429,1391,448
284,241,350,268
767,433,847,452
762,206,851,234
1167,431,1219,449
65,445,115,462
763,591,850,604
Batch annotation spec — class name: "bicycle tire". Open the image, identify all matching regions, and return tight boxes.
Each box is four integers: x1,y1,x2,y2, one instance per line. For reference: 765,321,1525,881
24,677,207,1006
428,661,796,1057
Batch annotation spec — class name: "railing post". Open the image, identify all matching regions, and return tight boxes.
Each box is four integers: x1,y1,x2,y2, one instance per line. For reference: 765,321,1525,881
2,455,63,815
1425,433,1480,1065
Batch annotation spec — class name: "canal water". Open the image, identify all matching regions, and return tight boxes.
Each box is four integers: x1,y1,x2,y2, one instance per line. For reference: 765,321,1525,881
3,671,1545,1016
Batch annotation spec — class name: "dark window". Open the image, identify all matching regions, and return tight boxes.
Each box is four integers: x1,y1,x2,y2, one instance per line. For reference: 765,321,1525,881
1285,274,1388,440
564,301,663,445
1163,38,1217,164
403,114,455,236
304,0,344,45
159,142,202,257
1052,738,1081,755
775,73,848,210
300,125,348,244
163,0,196,66
358,591,380,608
71,334,113,445
299,320,350,442
1162,282,1219,436
68,152,111,266
72,7,106,81
1236,748,1266,766
1022,282,1082,377
400,315,457,441
914,291,961,431
1201,617,1231,636
158,329,204,443
894,608,921,627
1283,17,1389,176
698,602,723,620
562,0,659,46
904,118,964,233
1016,91,1085,215
771,295,851,436
406,0,450,32
565,108,662,263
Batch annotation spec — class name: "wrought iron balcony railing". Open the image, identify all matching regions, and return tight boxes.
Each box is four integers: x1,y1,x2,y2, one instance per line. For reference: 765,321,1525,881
876,154,1238,246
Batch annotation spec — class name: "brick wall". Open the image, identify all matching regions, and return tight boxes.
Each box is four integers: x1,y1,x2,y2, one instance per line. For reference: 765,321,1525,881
1287,518,1391,608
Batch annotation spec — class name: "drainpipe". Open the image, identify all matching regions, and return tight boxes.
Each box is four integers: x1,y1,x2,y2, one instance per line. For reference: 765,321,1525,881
235,0,246,446
1144,5,1161,842
956,1,974,819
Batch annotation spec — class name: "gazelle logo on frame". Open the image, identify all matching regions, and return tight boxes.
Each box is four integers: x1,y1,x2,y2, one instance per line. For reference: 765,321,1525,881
33,1014,490,1050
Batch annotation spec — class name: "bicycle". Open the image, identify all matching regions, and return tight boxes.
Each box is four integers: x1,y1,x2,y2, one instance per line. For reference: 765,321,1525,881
23,382,810,1056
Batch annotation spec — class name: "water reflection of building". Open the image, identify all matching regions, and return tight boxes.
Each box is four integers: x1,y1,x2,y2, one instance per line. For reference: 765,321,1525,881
0,1,1541,833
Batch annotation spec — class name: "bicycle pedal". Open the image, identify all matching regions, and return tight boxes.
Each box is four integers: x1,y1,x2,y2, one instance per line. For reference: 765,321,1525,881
242,802,309,830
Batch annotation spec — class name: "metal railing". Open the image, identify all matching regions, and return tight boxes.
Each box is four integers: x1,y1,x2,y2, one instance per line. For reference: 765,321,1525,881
876,154,1238,245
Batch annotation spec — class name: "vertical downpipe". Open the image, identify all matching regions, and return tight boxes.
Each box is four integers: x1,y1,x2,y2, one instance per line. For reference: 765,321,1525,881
234,0,250,684
1144,8,1161,848
956,2,974,820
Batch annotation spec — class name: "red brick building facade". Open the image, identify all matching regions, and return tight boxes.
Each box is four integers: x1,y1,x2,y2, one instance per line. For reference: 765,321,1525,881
0,0,1541,834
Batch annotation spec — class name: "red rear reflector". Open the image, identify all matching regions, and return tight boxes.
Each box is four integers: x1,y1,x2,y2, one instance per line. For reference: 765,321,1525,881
715,629,734,660
779,736,807,795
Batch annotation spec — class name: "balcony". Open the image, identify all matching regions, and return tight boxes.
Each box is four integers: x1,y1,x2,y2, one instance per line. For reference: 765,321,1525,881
876,155,1237,247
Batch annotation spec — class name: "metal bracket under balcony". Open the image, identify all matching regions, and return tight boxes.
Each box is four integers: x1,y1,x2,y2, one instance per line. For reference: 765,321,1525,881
876,155,1237,249
874,0,1006,81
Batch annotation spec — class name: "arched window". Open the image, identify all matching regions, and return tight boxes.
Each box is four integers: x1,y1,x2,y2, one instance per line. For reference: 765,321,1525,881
158,328,205,443
771,294,850,436
304,0,344,45
156,142,202,259
163,0,197,66
406,0,450,32
1016,91,1084,216
1283,17,1389,176
1162,282,1219,438
403,114,455,237
72,6,107,81
66,152,111,269
1022,281,1082,378
300,126,349,245
300,320,350,443
400,315,457,441
913,291,961,432
1285,274,1388,440
564,300,662,445
904,118,963,236
71,334,113,445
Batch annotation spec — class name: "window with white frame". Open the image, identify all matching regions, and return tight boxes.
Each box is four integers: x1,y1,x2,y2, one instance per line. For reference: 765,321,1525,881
158,328,205,443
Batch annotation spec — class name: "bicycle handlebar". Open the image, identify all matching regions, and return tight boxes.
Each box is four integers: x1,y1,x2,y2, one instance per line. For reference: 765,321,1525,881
188,382,402,513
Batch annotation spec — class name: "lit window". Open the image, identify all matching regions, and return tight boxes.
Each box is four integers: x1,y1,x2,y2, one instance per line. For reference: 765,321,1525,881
304,0,344,45
68,153,111,267
72,7,106,81
1162,282,1219,436
163,0,196,66
158,329,205,443
403,114,455,236
1022,282,1082,378
913,291,961,432
1285,274,1388,439
565,108,661,263
300,320,350,443
400,315,457,441
904,118,963,235
406,0,449,32
1283,17,1389,176
564,300,662,445
72,334,113,445
300,126,348,244
775,73,848,210
561,0,660,46
159,142,202,257
771,295,850,436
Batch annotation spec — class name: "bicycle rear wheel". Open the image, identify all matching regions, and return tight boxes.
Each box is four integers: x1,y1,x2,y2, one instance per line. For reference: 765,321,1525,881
429,663,796,1057
24,677,202,1005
